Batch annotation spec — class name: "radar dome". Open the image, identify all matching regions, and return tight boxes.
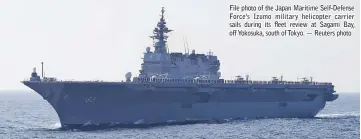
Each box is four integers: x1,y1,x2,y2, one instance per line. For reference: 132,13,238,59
146,47,151,53
192,49,195,54
125,72,132,79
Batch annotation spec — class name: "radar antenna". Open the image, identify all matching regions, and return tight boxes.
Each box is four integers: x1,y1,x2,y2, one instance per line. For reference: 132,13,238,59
41,62,44,78
184,36,189,54
150,7,173,53
183,36,187,54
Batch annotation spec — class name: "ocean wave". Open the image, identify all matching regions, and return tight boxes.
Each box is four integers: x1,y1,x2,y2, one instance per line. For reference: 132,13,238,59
316,113,360,119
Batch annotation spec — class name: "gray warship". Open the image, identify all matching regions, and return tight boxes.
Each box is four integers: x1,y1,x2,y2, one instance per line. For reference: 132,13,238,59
22,7,338,128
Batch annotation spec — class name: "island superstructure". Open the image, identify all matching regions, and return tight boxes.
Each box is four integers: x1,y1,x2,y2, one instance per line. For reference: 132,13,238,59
22,7,338,128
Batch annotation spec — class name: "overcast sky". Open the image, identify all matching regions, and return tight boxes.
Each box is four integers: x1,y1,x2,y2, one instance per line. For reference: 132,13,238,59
0,0,359,92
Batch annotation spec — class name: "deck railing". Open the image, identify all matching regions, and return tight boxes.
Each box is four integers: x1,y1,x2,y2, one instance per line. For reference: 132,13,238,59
131,77,332,85
23,77,332,85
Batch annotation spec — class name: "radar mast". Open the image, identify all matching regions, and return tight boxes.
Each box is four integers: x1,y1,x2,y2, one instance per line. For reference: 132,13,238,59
150,7,173,53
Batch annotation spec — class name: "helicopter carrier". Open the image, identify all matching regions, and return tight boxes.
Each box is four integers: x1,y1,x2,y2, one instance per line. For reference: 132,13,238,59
22,7,338,128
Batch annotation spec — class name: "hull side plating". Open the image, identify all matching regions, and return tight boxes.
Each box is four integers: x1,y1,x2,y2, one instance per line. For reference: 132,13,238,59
23,81,330,127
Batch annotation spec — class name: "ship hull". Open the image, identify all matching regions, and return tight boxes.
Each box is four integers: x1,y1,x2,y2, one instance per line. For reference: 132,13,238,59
23,81,333,128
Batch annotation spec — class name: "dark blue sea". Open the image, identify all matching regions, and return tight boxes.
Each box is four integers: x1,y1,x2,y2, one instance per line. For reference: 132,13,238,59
0,91,359,139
